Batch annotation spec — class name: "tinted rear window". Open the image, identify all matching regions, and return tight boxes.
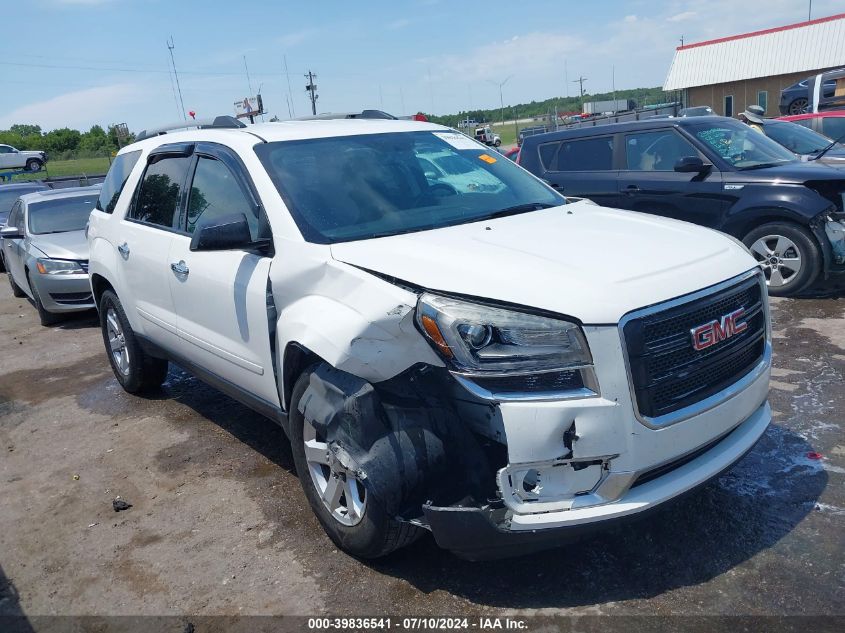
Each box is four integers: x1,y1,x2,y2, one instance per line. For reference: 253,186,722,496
553,137,614,171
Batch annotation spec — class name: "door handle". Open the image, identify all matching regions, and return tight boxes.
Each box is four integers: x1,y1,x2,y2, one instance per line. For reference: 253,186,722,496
117,242,130,258
623,184,640,194
170,260,189,276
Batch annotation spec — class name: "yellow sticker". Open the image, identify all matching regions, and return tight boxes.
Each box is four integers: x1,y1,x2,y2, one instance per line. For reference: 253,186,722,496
478,154,497,164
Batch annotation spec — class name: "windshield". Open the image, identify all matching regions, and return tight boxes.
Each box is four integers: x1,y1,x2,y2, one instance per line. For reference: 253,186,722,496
688,120,798,169
255,130,564,243
27,195,98,234
764,120,836,155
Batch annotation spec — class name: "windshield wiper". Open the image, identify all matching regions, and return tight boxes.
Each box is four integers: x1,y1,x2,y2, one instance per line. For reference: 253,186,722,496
737,161,791,171
809,131,845,161
482,202,556,220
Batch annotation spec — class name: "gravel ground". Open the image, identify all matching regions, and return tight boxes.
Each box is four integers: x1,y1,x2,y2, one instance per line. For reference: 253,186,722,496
0,279,842,626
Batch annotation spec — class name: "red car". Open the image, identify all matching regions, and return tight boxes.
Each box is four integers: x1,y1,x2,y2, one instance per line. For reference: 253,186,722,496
503,147,520,162
777,111,845,141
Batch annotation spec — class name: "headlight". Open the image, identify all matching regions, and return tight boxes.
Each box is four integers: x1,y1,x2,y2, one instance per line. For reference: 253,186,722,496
416,293,593,375
35,258,84,275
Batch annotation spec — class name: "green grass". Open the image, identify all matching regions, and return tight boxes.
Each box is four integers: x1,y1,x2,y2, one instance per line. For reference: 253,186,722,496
11,156,111,181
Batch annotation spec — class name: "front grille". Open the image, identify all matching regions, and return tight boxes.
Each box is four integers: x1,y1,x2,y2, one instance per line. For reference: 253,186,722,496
623,273,767,419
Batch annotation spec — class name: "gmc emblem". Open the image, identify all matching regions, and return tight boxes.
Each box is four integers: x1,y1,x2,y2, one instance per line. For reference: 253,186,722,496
690,307,748,351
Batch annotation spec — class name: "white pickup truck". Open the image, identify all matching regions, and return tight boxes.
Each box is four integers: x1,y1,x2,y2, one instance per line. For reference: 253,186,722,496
87,118,771,560
0,144,47,172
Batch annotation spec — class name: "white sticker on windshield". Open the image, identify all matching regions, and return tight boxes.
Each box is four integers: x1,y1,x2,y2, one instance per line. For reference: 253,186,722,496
433,132,484,151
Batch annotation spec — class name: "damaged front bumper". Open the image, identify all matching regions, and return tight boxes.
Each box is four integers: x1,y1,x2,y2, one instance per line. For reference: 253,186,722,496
423,401,770,560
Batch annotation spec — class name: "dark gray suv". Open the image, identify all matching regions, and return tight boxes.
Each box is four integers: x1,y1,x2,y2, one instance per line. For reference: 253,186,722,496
519,116,845,296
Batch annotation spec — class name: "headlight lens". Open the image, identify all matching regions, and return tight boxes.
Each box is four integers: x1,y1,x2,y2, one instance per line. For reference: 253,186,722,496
35,258,84,275
416,293,592,374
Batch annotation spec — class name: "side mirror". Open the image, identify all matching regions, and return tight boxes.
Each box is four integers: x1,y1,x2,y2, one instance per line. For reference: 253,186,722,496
189,213,265,252
674,156,712,173
0,226,23,240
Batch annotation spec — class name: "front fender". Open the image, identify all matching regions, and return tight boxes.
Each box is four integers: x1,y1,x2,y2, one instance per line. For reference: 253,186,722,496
277,293,442,391
721,185,831,237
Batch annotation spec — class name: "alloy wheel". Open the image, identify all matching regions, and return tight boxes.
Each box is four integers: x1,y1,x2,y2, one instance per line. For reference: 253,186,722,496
106,307,130,376
303,418,366,526
788,98,809,115
750,234,802,288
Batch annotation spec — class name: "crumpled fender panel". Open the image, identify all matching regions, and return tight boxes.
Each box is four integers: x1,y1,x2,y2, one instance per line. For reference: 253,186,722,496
271,244,442,409
297,363,502,518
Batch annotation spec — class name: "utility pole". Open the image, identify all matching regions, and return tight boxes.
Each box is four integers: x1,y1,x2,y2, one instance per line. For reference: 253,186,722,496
680,34,685,46
808,0,813,20
305,71,318,115
573,76,587,110
166,36,186,121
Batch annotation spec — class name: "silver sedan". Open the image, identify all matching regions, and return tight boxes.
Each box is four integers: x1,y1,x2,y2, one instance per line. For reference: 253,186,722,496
1,186,100,325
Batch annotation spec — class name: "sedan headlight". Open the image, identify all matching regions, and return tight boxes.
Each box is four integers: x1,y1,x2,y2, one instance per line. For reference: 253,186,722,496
35,258,84,275
416,293,596,397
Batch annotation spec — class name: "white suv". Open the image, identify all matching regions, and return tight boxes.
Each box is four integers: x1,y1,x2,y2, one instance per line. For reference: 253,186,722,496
87,118,772,560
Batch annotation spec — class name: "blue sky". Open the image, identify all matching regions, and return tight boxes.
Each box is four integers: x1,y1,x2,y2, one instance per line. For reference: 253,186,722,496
1,0,841,132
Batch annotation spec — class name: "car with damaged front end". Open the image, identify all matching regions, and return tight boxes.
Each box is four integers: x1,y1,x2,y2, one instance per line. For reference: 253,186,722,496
87,119,772,560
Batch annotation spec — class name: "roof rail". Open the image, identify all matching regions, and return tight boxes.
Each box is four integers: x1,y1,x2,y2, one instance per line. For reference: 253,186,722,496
294,109,398,121
135,115,246,142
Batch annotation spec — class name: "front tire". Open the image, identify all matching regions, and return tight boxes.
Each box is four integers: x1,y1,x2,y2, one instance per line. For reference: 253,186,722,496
26,271,60,326
743,222,821,296
289,368,423,558
25,159,43,172
8,270,25,297
99,290,168,393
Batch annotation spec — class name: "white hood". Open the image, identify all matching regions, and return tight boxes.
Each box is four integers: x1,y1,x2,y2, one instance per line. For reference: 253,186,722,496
330,201,757,324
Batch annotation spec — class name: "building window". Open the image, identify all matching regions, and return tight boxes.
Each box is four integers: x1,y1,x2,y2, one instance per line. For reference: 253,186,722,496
757,91,768,114
724,95,734,117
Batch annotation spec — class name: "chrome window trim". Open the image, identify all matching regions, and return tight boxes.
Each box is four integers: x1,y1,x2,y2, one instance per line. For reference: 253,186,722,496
618,268,771,429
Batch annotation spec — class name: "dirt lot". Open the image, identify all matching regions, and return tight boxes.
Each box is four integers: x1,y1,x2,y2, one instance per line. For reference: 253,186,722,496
0,278,843,625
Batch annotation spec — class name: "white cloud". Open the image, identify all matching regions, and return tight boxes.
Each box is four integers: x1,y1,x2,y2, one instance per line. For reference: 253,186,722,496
276,29,318,49
0,84,144,131
667,11,698,23
425,32,583,84
623,14,638,23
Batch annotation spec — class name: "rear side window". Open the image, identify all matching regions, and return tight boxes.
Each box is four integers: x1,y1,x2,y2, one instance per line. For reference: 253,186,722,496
98,150,142,214
186,157,259,238
553,137,613,171
128,156,191,230
822,118,845,140
625,130,699,171
537,142,560,170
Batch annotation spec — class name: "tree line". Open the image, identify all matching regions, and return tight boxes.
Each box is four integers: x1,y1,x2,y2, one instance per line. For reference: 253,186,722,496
0,124,135,161
425,87,674,127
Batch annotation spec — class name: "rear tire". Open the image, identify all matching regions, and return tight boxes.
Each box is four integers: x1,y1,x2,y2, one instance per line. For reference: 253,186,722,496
787,98,809,115
25,159,43,172
26,271,61,326
743,222,821,297
289,367,423,558
8,270,25,298
99,289,168,393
